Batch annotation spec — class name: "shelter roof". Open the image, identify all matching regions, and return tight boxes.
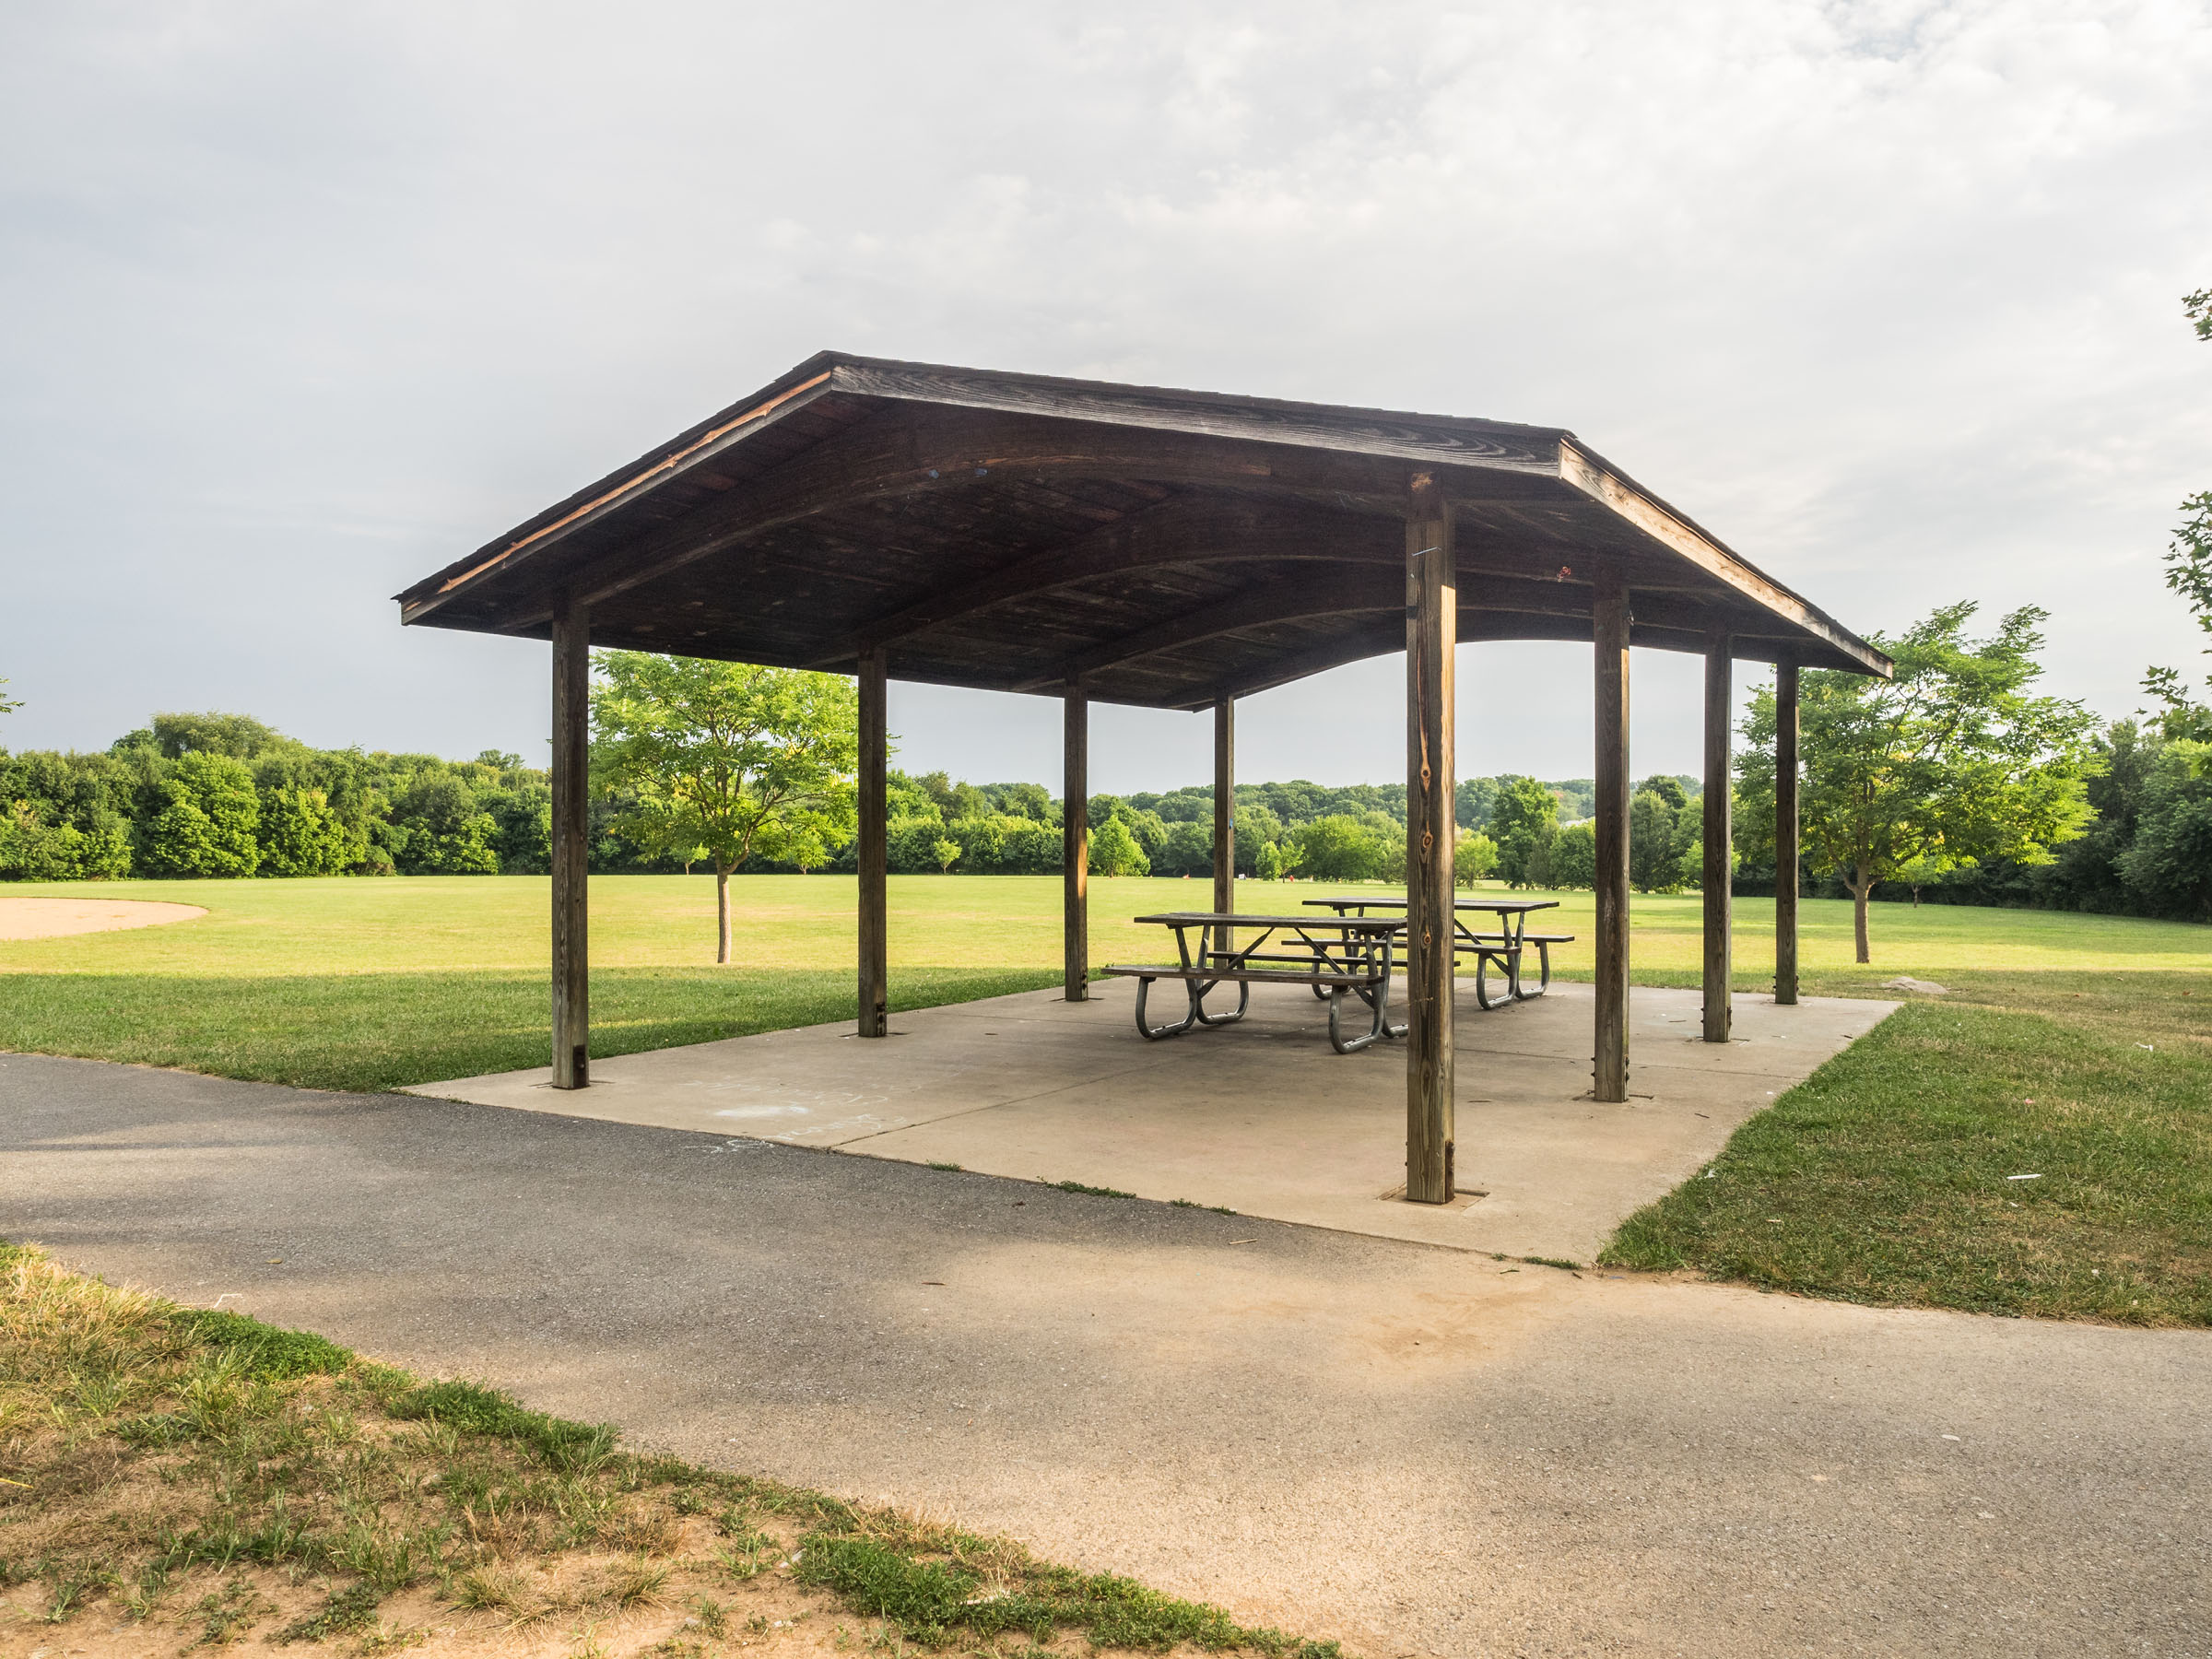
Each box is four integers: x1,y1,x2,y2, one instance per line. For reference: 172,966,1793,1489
396,352,1889,707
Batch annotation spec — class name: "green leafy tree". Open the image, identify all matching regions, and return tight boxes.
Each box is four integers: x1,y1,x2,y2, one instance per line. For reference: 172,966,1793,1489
0,804,129,879
1088,815,1148,877
1156,818,1214,877
2143,288,2212,740
1291,814,1383,882
1488,776,1558,888
1453,830,1500,887
1629,789,1684,891
140,751,262,877
144,711,290,759
1736,603,2100,962
390,773,500,876
1891,849,1950,907
1547,822,1595,888
1232,801,1284,876
2143,489,2212,742
1253,839,1285,880
2115,740,2212,917
256,785,358,877
932,837,962,873
485,782,552,874
591,653,858,962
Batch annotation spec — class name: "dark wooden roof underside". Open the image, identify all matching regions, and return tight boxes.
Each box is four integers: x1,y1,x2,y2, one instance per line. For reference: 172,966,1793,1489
397,353,1888,709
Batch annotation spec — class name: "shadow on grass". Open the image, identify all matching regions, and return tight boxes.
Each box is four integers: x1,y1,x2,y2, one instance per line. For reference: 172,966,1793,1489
0,965,1060,1094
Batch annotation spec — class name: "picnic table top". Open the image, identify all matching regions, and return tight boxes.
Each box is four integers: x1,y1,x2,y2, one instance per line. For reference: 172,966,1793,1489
1303,895,1561,914
1131,910,1406,931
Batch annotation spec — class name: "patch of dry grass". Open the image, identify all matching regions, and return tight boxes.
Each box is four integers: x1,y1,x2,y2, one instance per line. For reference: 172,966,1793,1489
0,1242,1340,1658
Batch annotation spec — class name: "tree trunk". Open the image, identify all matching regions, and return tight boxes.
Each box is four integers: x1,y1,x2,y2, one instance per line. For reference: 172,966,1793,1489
716,865,733,964
1851,871,1873,963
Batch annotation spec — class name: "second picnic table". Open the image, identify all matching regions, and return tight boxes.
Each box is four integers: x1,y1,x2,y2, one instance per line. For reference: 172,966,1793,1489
1101,897,1577,1053
1302,895,1569,1010
1103,911,1407,1053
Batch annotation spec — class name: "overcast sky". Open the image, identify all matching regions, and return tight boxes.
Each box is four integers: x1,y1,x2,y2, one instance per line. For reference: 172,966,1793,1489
4,2,2207,792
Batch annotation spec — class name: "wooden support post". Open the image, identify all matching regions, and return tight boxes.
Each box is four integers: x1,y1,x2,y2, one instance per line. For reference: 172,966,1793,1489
1701,629,1733,1043
549,594,590,1089
1774,658,1800,1006
1212,698,1234,958
1593,570,1631,1103
856,647,888,1038
1404,472,1456,1205
1064,680,1088,1001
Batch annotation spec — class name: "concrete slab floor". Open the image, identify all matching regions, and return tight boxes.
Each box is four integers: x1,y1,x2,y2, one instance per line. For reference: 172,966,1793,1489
410,980,1895,1264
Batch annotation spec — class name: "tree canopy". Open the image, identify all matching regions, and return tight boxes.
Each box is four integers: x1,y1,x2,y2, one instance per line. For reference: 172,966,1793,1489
1489,776,1559,888
590,653,858,962
1737,602,2100,961
2143,287,2212,742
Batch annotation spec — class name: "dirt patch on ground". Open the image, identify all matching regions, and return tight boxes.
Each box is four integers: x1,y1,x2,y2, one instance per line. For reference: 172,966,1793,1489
0,1535,888,1658
0,898,205,941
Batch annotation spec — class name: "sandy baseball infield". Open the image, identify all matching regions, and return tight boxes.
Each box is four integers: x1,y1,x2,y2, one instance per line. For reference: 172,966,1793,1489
0,897,207,940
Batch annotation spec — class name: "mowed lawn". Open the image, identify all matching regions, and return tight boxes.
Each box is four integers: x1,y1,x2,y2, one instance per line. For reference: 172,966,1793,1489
5,873,2209,1326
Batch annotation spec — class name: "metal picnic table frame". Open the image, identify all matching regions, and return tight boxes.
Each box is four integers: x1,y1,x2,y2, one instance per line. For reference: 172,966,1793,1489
1104,911,1409,1054
1303,896,1568,1011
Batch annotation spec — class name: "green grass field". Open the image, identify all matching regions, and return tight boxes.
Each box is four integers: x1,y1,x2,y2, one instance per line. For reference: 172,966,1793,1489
4,873,2208,1325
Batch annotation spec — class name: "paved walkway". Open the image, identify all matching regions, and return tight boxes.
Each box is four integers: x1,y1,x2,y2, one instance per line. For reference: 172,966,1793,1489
4,1054,2205,1657
406,981,1889,1264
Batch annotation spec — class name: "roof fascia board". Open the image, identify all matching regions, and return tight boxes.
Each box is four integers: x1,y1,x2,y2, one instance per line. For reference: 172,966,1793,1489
1557,440,1892,678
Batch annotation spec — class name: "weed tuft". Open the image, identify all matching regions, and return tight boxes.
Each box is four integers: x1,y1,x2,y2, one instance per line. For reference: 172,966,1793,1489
387,1378,617,1472
172,1307,353,1381
607,1553,671,1606
795,1535,976,1639
273,1581,382,1644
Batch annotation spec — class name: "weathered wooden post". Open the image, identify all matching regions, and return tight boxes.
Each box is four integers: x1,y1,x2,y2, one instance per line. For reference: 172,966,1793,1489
857,646,888,1038
1404,471,1457,1204
1774,657,1800,1006
1701,628,1733,1043
550,594,591,1088
1213,698,1235,959
1064,679,1088,1001
1593,569,1631,1102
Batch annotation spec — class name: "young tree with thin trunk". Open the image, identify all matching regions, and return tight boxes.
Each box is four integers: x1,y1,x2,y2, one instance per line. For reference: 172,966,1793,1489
1735,603,2098,963
590,653,858,963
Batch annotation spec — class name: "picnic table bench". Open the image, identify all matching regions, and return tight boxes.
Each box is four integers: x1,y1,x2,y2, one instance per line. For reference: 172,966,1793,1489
1303,896,1572,1010
1102,912,1407,1053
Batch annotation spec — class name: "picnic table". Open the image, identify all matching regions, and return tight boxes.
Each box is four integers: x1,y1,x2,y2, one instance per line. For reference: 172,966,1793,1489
1101,912,1407,1054
1303,895,1571,1011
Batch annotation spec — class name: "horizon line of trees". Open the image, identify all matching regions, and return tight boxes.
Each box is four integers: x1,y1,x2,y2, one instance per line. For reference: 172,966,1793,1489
1,696,2201,922
6,693,2203,924
0,702,1628,888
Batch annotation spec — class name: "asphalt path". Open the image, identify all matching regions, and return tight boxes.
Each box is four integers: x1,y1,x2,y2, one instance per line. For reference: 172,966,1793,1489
4,1053,2205,1657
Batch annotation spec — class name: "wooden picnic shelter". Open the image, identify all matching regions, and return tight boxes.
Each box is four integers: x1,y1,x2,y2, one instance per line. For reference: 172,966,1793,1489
396,352,1890,1205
